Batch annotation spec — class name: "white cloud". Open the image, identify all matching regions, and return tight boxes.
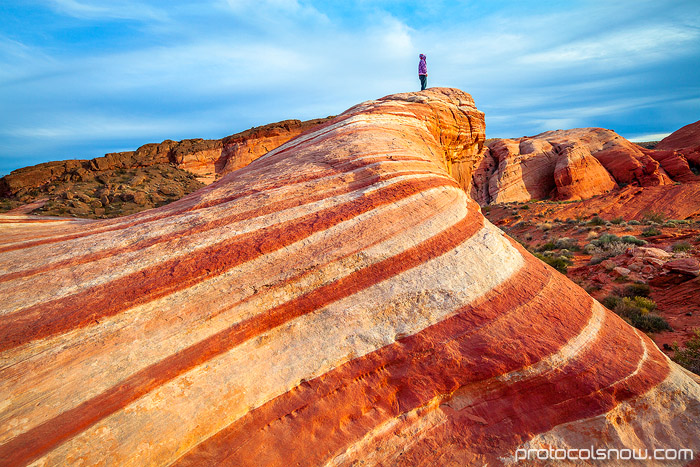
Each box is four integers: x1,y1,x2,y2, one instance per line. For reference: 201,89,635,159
2,0,699,171
45,0,166,21
628,133,671,142
519,25,699,69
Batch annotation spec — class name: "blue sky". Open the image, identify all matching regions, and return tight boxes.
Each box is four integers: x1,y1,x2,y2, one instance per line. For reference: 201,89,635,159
1,0,699,175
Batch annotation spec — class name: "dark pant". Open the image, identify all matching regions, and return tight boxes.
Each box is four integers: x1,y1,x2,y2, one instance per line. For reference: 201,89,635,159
419,75,427,91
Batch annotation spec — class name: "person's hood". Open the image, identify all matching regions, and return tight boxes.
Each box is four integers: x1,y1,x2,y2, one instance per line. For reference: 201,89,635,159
419,54,426,60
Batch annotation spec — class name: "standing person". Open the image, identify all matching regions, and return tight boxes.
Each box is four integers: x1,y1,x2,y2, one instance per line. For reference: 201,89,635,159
418,54,427,91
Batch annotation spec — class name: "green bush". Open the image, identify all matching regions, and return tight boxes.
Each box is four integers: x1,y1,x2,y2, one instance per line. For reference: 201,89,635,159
642,211,665,224
520,204,530,210
621,235,647,246
555,237,580,251
614,297,669,332
622,283,651,298
592,233,620,246
533,253,572,274
602,295,621,310
589,216,606,226
673,329,700,375
672,241,692,252
610,217,624,225
641,227,661,237
628,220,641,225
538,241,558,252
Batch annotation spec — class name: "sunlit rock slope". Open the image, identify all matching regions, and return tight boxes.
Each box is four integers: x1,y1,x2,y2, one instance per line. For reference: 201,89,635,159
0,88,698,466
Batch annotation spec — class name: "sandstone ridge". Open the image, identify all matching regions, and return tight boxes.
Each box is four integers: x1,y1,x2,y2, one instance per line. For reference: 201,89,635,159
472,127,700,206
657,119,700,150
0,117,331,197
0,88,698,466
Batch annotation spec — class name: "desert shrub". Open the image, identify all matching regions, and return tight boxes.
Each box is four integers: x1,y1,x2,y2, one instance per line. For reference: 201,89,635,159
621,283,651,298
586,230,599,240
592,233,620,247
642,211,665,224
621,235,647,246
533,252,572,274
539,241,557,252
610,217,624,225
672,329,700,375
555,237,580,250
481,206,491,214
537,222,553,231
566,219,577,225
641,227,661,237
672,241,692,252
583,243,596,254
602,295,621,310
520,204,530,210
589,216,606,226
587,242,630,263
609,296,670,333
628,220,641,225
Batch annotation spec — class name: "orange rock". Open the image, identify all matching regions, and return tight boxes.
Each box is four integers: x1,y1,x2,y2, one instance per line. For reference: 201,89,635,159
0,88,698,466
657,119,700,150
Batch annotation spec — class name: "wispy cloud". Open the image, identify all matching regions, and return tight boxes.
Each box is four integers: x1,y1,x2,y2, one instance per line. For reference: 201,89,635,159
1,0,699,174
45,0,166,21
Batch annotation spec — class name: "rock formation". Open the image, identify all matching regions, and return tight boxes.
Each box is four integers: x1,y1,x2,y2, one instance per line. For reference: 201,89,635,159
1,88,699,466
0,117,331,197
657,119,700,150
471,128,677,205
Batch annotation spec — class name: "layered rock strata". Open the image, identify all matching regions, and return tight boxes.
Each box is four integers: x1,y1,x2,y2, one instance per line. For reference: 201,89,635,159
0,117,331,196
0,88,699,466
471,128,677,204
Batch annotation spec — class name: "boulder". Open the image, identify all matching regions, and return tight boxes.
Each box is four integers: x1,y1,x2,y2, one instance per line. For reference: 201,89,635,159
634,246,673,260
663,258,700,276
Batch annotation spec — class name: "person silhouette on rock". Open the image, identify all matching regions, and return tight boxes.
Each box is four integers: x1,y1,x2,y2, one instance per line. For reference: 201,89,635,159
418,54,427,91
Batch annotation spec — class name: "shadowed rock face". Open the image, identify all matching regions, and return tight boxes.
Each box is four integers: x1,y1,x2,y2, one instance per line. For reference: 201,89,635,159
471,128,676,204
0,88,699,466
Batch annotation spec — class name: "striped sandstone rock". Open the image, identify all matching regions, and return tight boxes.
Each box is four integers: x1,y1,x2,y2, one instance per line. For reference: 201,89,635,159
0,88,698,466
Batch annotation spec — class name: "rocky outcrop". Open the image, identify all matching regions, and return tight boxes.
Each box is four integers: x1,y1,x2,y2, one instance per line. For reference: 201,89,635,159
0,117,332,198
1,88,698,466
657,119,700,150
471,128,677,205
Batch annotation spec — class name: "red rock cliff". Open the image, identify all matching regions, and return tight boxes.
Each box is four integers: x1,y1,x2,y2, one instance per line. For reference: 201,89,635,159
0,88,698,466
472,128,675,204
0,117,331,196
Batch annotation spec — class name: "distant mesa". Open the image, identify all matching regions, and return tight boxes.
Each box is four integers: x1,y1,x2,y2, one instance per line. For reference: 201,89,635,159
0,117,332,218
0,88,698,465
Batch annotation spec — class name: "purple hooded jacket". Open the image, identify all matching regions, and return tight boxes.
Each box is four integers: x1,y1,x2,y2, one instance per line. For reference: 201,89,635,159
418,54,427,75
